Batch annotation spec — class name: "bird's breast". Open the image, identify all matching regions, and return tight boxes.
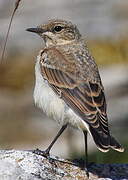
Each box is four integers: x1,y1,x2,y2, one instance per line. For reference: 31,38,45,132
34,57,66,124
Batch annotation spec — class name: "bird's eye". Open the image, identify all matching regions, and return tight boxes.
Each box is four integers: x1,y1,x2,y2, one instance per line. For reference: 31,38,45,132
54,26,63,32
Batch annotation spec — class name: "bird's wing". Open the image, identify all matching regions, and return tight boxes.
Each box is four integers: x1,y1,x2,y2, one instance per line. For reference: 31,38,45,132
39,47,110,151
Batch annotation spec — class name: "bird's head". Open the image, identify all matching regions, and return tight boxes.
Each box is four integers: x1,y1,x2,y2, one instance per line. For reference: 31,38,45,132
26,19,81,46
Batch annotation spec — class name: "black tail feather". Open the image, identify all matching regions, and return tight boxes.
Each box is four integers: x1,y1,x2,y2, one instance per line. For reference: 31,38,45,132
110,136,124,152
89,126,124,152
89,126,110,152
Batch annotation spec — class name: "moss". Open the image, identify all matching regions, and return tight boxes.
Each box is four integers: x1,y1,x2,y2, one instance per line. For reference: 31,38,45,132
0,55,34,91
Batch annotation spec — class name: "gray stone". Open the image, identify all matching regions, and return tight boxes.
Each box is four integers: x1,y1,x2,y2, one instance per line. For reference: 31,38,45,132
0,150,127,180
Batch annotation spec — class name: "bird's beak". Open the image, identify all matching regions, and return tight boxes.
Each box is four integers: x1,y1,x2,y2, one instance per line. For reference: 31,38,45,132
26,27,46,34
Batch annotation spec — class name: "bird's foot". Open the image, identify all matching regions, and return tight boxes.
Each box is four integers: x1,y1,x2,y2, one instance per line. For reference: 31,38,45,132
33,149,75,166
32,148,58,167
84,161,95,178
32,148,50,158
85,167,89,178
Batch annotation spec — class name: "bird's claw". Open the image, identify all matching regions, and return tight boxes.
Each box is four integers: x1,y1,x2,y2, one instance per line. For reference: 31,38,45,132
32,148,50,158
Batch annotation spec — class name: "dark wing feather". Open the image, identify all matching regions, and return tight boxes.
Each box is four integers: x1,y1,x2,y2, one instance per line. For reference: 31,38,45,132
39,47,110,151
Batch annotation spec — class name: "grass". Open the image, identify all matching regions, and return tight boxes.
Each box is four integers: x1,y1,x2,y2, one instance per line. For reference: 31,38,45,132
70,141,128,164
89,144,128,164
0,54,34,91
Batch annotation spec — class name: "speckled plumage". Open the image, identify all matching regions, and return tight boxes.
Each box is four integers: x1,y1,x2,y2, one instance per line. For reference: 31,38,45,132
27,19,124,154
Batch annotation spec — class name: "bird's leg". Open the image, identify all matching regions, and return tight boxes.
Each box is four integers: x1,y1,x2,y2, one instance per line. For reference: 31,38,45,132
83,131,89,177
83,131,88,167
44,124,68,155
33,124,68,157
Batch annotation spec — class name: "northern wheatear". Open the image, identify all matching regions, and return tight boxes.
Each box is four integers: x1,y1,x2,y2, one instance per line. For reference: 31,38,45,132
27,19,124,169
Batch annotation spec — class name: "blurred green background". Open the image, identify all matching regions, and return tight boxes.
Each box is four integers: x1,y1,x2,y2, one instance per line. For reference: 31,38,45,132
0,0,128,164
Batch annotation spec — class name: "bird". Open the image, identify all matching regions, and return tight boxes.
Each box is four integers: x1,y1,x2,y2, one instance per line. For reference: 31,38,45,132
26,19,124,168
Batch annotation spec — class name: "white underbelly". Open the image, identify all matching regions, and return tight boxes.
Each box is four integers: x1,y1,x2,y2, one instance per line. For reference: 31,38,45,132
34,79,89,131
34,78,66,124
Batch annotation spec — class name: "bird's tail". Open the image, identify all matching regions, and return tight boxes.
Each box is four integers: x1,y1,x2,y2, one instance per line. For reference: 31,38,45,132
89,126,124,152
110,136,124,152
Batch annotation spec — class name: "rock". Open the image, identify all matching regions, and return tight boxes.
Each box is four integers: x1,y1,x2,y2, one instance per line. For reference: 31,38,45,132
0,150,127,180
